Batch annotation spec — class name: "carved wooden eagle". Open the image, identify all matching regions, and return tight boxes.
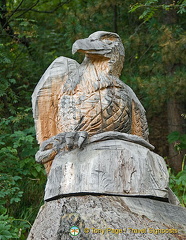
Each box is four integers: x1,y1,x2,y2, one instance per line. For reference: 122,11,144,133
32,31,149,173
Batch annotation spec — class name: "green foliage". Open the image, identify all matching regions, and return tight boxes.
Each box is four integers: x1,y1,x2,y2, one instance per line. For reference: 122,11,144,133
0,214,31,240
169,164,186,207
130,0,186,21
0,108,46,238
0,175,23,214
122,17,186,112
168,131,186,206
0,215,19,240
168,131,186,153
0,171,33,238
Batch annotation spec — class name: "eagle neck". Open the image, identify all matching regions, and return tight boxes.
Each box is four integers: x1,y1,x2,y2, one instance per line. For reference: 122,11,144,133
79,57,116,94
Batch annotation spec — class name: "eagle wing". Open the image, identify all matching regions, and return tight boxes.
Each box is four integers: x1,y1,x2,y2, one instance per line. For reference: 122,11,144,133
32,56,80,144
125,84,149,141
32,57,80,173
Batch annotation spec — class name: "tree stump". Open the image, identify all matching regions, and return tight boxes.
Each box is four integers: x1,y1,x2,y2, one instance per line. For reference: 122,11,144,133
27,136,186,239
27,195,186,240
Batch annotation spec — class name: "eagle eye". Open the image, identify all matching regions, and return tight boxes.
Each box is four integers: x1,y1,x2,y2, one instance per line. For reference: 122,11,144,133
102,39,112,45
100,35,118,42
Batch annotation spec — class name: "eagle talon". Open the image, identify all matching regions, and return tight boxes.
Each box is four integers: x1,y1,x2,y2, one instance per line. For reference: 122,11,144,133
77,131,88,148
35,147,59,164
36,131,89,164
65,132,76,150
65,131,88,150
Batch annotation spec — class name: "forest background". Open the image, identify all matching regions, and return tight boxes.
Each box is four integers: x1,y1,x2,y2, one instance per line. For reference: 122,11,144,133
0,0,186,239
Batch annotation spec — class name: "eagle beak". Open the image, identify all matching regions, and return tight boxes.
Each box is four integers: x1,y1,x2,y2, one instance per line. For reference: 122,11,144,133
72,38,112,55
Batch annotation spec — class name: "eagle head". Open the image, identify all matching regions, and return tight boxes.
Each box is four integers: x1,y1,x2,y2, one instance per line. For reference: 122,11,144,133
72,31,125,77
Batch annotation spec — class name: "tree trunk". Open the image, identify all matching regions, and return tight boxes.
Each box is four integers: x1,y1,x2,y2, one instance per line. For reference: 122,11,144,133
167,99,185,173
162,0,185,173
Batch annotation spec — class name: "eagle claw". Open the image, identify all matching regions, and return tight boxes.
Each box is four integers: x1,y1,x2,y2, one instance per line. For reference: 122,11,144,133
35,131,88,164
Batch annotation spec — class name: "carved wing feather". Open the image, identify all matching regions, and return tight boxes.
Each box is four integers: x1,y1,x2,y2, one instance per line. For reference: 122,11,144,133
32,56,80,144
125,85,149,141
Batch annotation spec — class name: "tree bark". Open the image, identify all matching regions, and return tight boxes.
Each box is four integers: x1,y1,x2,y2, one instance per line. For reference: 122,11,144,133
167,99,185,173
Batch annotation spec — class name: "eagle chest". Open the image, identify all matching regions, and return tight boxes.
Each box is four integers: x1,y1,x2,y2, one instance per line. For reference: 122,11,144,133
57,87,132,135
